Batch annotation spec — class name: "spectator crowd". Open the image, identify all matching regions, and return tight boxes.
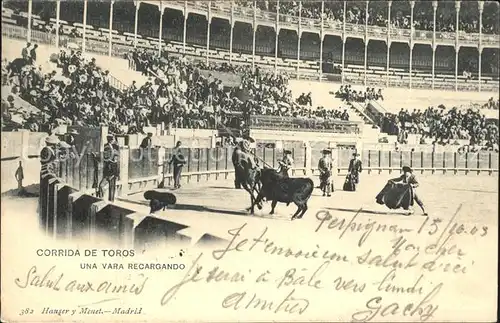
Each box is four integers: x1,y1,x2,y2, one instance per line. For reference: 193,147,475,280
2,41,497,152
380,105,499,151
482,97,500,110
334,85,384,103
2,42,352,134
232,1,499,34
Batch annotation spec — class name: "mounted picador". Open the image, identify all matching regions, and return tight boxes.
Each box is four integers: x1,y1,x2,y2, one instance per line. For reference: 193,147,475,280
233,140,262,211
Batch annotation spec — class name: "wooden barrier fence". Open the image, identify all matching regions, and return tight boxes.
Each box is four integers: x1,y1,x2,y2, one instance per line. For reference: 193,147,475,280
35,143,498,245
54,146,498,199
357,149,499,175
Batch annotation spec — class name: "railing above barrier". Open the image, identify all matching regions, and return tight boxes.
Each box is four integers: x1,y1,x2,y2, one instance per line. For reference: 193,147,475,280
250,115,362,134
3,21,499,94
8,136,499,203
176,0,499,48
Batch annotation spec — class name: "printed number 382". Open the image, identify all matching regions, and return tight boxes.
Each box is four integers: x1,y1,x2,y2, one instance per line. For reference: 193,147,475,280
19,308,34,316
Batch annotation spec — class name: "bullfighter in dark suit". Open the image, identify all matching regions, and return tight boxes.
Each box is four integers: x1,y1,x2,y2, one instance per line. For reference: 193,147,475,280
318,149,333,197
169,141,186,189
389,166,428,216
98,134,120,202
348,152,363,191
232,144,244,189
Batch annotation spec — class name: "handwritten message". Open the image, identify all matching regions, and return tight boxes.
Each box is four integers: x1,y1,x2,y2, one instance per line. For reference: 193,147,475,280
156,204,490,322
6,204,494,322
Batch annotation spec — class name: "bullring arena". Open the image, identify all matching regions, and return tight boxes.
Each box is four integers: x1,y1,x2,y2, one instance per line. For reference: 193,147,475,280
1,0,498,254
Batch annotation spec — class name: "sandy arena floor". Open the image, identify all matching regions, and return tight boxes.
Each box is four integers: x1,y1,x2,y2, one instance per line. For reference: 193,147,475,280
112,173,499,239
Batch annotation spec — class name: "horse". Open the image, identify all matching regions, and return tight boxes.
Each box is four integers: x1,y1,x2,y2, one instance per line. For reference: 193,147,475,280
238,165,263,213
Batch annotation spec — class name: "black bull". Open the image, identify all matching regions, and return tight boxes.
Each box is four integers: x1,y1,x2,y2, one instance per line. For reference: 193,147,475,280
250,168,314,220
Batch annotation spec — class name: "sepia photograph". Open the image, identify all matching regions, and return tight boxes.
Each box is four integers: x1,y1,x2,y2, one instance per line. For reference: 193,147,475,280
1,0,498,322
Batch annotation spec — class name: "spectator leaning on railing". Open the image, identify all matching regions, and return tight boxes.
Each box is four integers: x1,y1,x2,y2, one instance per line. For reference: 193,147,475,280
213,1,498,34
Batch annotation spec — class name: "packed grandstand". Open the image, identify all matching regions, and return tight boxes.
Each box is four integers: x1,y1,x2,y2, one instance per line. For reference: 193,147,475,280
1,0,499,152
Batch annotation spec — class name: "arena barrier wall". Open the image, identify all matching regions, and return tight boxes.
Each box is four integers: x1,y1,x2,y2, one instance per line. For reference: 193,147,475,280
4,130,498,195
32,140,500,245
38,171,229,248
63,145,500,197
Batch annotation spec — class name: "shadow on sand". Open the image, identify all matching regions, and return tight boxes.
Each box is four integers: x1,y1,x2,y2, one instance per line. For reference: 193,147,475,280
207,186,240,190
325,207,410,216
122,198,292,220
1,184,40,198
173,203,293,221
447,188,497,194
173,203,249,216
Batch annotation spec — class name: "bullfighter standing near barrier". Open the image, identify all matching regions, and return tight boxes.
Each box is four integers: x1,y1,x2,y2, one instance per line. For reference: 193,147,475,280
169,141,185,189
318,149,333,197
389,166,428,216
232,144,244,189
348,152,363,191
278,149,293,178
15,161,24,191
98,134,120,202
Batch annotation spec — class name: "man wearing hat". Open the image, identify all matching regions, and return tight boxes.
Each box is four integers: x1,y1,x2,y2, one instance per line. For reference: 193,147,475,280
98,134,120,201
233,139,259,189
318,149,334,197
169,141,186,189
66,129,78,149
232,144,244,189
389,166,428,216
140,132,153,149
56,140,72,163
40,135,60,175
278,149,294,178
22,42,31,62
348,152,363,191
15,161,24,192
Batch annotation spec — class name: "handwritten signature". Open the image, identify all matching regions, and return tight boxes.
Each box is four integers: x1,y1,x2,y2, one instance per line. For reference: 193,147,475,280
352,283,442,322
